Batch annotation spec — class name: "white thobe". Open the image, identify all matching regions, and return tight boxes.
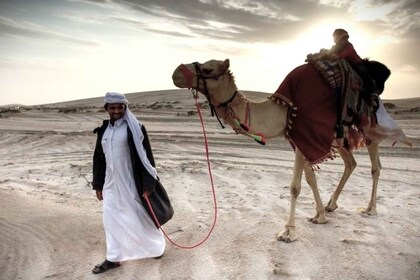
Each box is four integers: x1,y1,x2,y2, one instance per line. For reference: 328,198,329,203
101,118,165,262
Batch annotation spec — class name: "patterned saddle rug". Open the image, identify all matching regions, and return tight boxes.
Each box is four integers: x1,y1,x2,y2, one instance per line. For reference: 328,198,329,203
310,58,374,134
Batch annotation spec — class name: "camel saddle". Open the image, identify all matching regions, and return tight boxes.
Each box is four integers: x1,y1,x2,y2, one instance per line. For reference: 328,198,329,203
308,57,375,138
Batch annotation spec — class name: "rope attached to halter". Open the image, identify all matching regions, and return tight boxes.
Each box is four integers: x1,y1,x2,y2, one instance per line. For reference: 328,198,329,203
143,90,218,249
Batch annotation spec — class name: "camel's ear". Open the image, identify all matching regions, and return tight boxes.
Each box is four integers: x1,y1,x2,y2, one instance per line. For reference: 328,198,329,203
222,59,230,72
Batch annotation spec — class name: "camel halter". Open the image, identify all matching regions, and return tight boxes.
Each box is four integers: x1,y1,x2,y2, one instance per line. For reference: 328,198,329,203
191,61,235,129
180,62,266,145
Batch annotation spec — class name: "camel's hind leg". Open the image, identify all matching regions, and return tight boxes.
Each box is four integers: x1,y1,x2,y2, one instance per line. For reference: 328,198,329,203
303,163,327,224
325,147,357,212
358,142,381,215
278,149,305,243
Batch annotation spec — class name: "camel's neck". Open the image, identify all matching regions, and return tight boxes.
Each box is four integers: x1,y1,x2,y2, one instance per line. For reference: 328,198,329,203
215,91,288,139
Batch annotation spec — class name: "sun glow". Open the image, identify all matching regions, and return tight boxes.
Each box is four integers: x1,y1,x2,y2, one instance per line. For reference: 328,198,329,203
290,20,376,59
235,20,379,93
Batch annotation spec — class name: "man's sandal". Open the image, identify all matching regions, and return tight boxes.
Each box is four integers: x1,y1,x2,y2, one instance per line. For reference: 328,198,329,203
92,260,120,274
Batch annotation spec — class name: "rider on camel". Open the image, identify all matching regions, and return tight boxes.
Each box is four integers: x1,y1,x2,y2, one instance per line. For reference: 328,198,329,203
329,28,379,111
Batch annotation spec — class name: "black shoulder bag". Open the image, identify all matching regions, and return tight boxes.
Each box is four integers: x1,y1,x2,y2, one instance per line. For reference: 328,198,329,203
141,179,174,228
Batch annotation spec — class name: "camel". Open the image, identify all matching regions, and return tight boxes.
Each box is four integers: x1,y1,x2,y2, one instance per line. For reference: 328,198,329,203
171,59,411,242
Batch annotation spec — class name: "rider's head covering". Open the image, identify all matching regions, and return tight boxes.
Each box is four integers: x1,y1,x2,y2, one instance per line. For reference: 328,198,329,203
333,28,349,43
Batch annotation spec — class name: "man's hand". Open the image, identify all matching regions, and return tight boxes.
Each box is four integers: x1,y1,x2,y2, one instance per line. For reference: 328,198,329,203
96,190,103,201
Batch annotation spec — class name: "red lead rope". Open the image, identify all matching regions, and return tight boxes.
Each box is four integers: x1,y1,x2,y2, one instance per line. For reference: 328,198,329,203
143,91,218,249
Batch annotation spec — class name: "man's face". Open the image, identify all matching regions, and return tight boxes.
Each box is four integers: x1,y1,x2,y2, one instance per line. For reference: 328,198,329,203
106,103,125,121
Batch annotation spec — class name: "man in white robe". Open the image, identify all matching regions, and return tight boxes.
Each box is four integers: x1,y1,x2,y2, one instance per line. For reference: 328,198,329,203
91,92,165,274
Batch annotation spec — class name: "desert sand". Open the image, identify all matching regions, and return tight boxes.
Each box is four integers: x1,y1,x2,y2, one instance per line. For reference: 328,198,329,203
0,89,419,280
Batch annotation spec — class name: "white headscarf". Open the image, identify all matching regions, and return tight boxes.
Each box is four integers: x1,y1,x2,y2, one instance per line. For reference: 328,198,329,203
104,92,157,179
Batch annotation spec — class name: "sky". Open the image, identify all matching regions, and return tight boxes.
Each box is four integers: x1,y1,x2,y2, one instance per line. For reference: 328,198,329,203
0,0,419,106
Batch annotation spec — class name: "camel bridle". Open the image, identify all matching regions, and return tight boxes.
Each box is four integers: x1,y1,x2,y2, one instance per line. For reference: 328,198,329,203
190,62,237,129
191,62,237,105
183,62,266,145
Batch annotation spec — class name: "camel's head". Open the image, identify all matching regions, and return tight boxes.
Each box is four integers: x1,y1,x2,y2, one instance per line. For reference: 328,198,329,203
172,59,237,105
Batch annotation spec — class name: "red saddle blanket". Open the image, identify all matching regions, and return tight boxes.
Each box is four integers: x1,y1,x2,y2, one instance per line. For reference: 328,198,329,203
269,62,411,164
270,63,337,164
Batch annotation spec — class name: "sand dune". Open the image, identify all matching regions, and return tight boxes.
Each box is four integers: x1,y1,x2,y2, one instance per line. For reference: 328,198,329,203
0,90,419,279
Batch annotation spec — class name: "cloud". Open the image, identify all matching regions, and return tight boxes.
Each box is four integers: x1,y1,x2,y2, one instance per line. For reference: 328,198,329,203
3,0,417,46
98,0,317,42
348,0,420,37
0,15,100,46
91,0,418,45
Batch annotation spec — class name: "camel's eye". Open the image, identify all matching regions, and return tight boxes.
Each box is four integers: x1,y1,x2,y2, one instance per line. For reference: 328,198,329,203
202,68,213,75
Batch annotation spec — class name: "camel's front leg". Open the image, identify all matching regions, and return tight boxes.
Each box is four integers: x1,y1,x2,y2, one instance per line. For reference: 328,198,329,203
358,142,381,215
278,149,305,242
303,163,327,224
326,147,357,212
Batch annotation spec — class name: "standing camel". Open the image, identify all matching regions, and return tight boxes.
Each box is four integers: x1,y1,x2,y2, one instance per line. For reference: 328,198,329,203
171,59,411,242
